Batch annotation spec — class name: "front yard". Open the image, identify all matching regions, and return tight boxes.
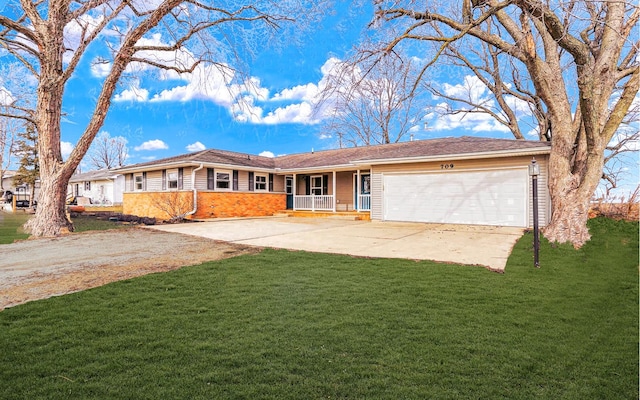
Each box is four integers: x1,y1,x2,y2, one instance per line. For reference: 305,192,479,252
0,218,637,399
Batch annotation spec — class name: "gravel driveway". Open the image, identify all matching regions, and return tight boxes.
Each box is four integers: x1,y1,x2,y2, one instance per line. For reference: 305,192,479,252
0,228,257,310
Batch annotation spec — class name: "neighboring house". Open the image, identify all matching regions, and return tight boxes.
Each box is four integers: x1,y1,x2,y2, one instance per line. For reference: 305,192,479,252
115,136,552,228
67,169,125,205
1,170,40,205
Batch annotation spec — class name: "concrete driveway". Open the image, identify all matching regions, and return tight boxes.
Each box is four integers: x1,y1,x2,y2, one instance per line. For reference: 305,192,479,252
148,217,524,272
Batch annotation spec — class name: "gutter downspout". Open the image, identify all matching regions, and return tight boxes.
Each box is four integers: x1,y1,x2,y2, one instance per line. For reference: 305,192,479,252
185,163,204,218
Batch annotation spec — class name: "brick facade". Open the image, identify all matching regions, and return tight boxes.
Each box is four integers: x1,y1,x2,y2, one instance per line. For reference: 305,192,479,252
123,191,286,220
194,192,286,219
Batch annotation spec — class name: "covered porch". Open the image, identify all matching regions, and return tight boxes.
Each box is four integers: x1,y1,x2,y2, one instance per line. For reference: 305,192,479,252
285,169,371,213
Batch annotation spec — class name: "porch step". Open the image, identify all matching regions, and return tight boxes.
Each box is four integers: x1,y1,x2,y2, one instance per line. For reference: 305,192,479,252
274,210,371,221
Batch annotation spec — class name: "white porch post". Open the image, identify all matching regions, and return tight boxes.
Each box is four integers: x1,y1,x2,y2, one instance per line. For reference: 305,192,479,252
332,170,336,212
293,173,297,211
356,169,360,211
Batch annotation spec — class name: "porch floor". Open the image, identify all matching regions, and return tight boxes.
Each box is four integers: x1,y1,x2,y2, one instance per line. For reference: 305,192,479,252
275,210,371,221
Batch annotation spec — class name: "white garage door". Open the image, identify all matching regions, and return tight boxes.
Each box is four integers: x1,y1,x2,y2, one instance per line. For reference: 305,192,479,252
383,169,528,227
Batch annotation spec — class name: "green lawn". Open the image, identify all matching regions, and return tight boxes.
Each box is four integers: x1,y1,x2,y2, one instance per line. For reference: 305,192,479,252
0,212,129,244
0,211,30,244
0,218,637,399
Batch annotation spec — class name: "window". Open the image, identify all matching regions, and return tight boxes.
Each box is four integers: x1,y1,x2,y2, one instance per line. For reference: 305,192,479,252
167,170,178,189
255,174,267,191
311,175,323,195
134,174,144,191
216,170,231,190
285,176,293,195
207,168,215,190
84,181,91,191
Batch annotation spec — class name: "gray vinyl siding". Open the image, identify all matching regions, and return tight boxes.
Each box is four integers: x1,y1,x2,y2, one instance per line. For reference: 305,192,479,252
194,167,208,190
527,156,550,227
370,172,383,220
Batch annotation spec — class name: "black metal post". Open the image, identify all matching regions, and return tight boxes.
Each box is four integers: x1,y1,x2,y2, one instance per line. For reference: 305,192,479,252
532,173,540,268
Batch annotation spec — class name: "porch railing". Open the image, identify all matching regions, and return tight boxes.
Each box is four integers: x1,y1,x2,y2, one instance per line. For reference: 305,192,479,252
294,195,334,211
358,194,371,211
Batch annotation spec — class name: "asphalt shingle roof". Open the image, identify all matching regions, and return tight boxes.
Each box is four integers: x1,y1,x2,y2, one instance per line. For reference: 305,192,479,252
118,136,550,172
69,169,120,182
274,136,550,169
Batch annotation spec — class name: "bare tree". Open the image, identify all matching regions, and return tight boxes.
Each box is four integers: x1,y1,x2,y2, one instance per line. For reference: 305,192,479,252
0,63,33,190
87,131,128,170
319,53,426,147
0,0,323,236
0,114,17,191
371,0,639,247
13,122,38,208
150,191,193,223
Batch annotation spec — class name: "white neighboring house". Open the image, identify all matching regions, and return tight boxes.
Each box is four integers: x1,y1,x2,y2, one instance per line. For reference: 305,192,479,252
67,169,125,205
1,170,40,210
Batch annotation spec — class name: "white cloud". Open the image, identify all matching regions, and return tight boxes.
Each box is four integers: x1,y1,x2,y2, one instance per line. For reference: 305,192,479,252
0,86,14,105
63,14,105,64
134,139,168,151
186,141,206,152
61,142,74,160
259,151,275,158
262,102,320,125
90,60,111,78
442,75,489,104
319,133,332,140
231,96,264,123
272,83,319,102
114,83,149,102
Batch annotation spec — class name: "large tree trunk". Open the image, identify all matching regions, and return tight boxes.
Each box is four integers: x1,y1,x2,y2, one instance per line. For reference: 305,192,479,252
543,133,605,248
544,184,592,248
24,24,75,236
26,173,73,236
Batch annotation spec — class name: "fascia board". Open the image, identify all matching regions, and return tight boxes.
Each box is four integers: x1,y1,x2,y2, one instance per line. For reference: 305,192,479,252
116,161,275,174
274,164,369,174
350,147,552,166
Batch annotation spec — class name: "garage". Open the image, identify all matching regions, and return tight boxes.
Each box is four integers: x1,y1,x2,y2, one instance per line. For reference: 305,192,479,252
383,168,529,227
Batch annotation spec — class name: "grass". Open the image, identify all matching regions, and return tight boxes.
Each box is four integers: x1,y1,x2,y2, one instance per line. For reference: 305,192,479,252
0,212,129,244
0,217,637,399
0,211,30,244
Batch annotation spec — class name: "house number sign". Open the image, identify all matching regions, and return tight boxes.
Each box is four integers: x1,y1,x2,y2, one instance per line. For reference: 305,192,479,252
440,163,455,169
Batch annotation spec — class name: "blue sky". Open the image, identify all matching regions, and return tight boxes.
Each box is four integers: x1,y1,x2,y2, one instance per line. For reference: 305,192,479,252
54,1,524,165
0,2,637,198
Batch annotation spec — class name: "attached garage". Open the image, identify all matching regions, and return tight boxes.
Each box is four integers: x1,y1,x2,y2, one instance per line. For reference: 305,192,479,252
382,168,529,227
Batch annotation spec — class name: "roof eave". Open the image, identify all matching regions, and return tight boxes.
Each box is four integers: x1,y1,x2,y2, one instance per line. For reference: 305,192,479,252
116,160,275,173
351,147,551,166
275,163,366,174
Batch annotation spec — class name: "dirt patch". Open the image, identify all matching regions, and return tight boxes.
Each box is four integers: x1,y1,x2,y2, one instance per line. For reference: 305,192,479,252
0,228,259,310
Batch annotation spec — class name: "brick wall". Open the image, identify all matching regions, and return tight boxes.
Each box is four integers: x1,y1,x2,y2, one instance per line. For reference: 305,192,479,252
124,191,286,220
123,191,193,220
194,192,286,219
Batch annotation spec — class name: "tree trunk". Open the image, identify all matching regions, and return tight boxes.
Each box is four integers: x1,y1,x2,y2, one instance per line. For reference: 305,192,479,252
25,173,73,236
543,135,605,248
543,187,592,248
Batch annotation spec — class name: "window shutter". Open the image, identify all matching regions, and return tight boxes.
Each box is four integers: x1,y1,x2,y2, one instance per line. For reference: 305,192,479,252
178,168,184,190
323,175,328,195
233,170,239,191
268,173,274,192
305,176,310,195
142,172,147,191
248,172,254,191
162,170,167,190
129,174,134,191
207,168,214,190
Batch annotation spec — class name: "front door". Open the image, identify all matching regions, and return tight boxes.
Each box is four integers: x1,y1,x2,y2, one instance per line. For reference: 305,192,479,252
353,174,370,210
285,176,293,209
